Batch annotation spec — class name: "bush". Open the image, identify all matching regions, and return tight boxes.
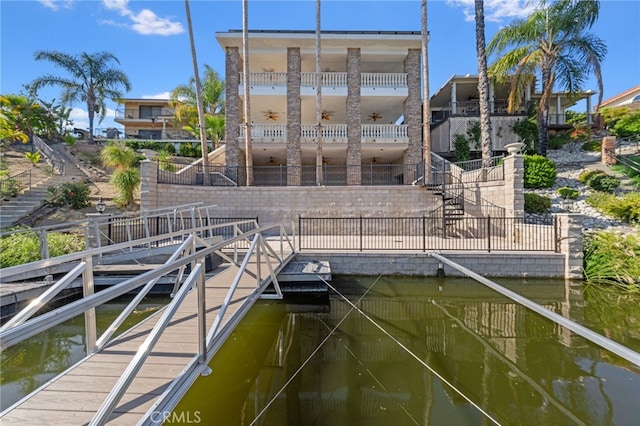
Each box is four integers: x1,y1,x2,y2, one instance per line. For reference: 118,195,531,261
179,142,200,158
523,155,556,188
584,231,640,288
453,133,470,162
46,181,91,209
557,187,579,199
589,174,620,193
582,140,601,152
586,192,640,224
578,169,605,184
524,193,551,214
0,230,85,267
548,133,571,150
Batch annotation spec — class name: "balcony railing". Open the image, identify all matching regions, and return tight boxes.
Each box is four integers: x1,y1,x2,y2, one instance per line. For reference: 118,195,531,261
242,72,408,88
239,124,408,141
115,109,175,120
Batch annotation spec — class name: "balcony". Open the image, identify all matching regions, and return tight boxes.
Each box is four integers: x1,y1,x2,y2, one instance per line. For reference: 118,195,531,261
241,72,408,89
239,124,409,143
115,108,175,120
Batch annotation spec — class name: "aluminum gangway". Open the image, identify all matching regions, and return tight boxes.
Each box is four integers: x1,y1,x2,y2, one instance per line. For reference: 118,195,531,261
0,220,296,425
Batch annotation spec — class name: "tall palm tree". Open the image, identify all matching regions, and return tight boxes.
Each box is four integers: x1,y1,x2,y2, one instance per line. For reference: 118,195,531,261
30,51,131,145
315,0,323,186
475,0,493,166
242,0,254,186
488,0,606,156
184,0,210,180
421,0,431,182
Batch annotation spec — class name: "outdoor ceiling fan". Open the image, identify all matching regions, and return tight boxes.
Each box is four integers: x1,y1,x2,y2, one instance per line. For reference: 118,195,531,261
263,110,279,121
321,110,334,121
368,112,383,122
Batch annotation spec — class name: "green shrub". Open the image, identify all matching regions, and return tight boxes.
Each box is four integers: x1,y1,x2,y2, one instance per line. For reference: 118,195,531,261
548,133,571,150
453,133,470,162
46,181,91,209
589,174,620,193
163,143,176,155
524,192,551,214
523,155,556,188
578,169,605,184
1,177,21,198
584,231,640,288
586,192,640,224
0,230,85,267
179,142,200,158
582,140,602,152
557,187,579,199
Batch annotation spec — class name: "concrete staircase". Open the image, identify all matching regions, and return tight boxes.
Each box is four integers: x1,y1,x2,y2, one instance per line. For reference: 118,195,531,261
0,143,89,230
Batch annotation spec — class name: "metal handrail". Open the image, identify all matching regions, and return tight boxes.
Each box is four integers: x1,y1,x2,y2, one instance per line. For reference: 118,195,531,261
90,263,204,426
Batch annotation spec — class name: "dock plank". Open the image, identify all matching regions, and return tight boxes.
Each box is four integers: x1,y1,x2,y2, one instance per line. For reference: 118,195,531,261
0,244,293,425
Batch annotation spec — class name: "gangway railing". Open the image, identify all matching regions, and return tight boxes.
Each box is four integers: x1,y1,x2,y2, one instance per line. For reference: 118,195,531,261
429,252,640,367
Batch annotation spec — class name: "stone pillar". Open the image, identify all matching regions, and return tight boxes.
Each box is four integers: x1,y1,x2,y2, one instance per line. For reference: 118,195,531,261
225,47,240,170
287,47,302,185
403,49,422,183
139,160,158,210
503,154,524,218
602,135,616,165
489,81,495,113
556,213,584,280
346,48,362,185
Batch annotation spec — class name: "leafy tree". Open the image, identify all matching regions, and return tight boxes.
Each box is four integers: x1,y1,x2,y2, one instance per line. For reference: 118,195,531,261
30,51,131,144
0,94,40,147
488,0,606,156
101,143,140,207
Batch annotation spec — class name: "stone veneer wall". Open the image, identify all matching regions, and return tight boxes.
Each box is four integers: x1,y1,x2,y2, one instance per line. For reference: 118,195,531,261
286,47,302,185
224,47,240,169
402,49,422,183
346,48,362,185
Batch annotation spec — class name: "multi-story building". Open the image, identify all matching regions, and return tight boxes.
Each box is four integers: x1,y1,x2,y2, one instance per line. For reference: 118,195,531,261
114,98,192,140
215,30,425,185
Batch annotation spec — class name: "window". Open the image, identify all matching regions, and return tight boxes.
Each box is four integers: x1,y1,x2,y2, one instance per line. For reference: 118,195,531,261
139,106,163,119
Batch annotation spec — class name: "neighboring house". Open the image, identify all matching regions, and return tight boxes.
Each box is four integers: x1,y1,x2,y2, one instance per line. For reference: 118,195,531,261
215,30,424,185
114,98,192,140
429,74,597,154
599,85,640,110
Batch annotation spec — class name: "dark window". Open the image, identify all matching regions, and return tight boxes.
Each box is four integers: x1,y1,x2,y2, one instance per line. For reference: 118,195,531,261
139,106,163,119
138,130,162,140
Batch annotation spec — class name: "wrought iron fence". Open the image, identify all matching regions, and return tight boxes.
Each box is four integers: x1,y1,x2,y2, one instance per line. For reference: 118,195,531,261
298,215,559,252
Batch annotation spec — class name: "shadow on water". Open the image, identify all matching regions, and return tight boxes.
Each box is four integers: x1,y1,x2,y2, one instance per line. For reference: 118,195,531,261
173,276,640,426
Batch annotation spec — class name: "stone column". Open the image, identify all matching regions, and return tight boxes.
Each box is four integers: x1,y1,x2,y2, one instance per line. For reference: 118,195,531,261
225,47,240,171
139,160,158,210
346,48,362,185
556,213,584,280
451,82,457,114
503,154,524,218
403,49,422,183
602,135,616,165
287,47,302,185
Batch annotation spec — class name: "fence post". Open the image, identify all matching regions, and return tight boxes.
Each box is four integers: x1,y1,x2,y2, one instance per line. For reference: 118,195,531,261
487,215,491,253
422,215,426,252
359,216,363,252
554,215,559,253
38,229,49,260
83,255,97,354
197,255,207,365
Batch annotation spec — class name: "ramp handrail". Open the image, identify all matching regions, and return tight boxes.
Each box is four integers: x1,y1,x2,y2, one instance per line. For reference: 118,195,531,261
429,252,640,367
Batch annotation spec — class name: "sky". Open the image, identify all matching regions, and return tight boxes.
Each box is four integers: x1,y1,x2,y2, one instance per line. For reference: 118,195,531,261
1,0,638,133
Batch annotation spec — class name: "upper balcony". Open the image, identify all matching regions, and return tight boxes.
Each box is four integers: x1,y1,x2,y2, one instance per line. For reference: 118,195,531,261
240,123,408,144
115,108,175,121
240,72,408,97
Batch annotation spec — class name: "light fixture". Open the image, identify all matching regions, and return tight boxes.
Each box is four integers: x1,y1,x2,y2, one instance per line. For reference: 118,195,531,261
96,197,106,214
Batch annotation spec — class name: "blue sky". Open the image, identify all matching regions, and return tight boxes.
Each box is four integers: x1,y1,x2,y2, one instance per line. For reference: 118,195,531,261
1,0,638,132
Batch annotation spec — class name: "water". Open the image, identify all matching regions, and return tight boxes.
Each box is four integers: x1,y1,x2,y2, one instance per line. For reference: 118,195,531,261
173,276,640,425
0,295,168,412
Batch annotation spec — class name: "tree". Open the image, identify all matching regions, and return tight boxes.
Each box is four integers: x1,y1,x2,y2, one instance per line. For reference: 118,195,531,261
242,0,254,185
315,0,323,186
0,94,38,147
184,0,210,182
474,0,493,166
100,143,140,207
170,64,225,149
488,0,606,156
421,0,432,182
30,51,131,145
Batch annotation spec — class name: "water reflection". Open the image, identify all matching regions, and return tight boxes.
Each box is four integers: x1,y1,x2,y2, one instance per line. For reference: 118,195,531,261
174,277,640,425
0,296,167,412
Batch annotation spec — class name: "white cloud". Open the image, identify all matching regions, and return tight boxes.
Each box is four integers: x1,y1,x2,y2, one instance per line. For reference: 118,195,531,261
447,0,538,23
101,0,184,36
142,92,172,100
38,0,74,11
69,107,89,130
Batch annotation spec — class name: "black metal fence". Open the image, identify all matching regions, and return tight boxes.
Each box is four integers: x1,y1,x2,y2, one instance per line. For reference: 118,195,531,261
102,216,258,245
158,162,422,187
298,215,559,252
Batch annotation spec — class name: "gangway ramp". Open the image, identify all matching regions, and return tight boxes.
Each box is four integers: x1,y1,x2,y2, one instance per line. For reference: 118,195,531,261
0,223,296,425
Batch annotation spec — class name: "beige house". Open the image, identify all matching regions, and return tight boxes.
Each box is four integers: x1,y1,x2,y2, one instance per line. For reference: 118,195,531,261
114,98,192,140
599,85,640,110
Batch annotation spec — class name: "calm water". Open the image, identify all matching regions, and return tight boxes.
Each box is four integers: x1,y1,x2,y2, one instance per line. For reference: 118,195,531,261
0,295,168,412
2,278,639,425
174,276,640,425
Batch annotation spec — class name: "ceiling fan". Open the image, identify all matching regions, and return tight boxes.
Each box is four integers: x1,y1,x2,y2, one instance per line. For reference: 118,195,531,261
321,110,334,121
263,110,279,121
368,112,383,122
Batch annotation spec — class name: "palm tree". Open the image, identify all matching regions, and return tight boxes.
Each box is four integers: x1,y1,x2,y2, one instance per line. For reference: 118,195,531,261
170,65,225,149
30,51,131,145
184,0,210,182
242,0,254,186
421,0,431,182
474,0,493,167
488,0,606,156
100,143,140,207
315,0,323,186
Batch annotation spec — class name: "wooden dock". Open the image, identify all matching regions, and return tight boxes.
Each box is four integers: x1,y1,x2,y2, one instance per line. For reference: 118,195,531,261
1,248,292,425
